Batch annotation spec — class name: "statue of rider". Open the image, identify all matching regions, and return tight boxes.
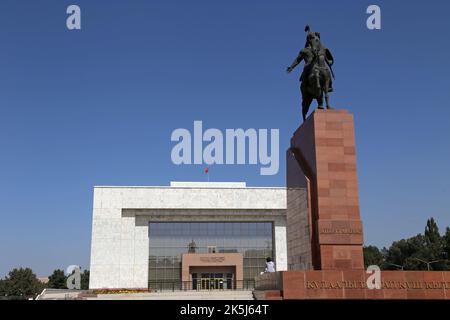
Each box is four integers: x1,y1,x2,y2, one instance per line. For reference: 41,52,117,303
287,25,334,93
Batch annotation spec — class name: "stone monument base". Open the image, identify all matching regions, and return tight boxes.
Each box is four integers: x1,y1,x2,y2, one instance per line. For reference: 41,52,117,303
254,270,450,300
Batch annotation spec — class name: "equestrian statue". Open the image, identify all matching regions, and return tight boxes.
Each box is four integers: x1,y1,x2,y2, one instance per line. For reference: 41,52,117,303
287,25,335,121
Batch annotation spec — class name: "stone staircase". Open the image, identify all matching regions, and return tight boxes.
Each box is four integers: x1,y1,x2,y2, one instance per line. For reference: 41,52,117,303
36,289,85,300
90,290,254,300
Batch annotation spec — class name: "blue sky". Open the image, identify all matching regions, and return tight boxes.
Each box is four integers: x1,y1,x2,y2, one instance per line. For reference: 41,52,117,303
1,0,449,277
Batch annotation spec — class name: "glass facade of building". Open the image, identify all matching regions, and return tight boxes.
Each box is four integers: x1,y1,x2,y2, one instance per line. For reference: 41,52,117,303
148,222,274,289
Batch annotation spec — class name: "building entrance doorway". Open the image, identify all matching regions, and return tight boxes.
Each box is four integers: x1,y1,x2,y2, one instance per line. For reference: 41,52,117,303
193,273,233,290
200,276,223,290
186,257,241,290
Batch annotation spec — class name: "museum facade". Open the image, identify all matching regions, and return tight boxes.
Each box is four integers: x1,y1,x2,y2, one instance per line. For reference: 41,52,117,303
89,182,287,290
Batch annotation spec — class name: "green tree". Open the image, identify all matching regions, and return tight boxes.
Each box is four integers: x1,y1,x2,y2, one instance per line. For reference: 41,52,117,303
385,234,427,270
383,218,449,271
441,227,450,269
3,268,42,298
422,218,447,270
363,245,385,268
80,270,89,290
425,218,441,245
47,269,67,289
0,279,6,296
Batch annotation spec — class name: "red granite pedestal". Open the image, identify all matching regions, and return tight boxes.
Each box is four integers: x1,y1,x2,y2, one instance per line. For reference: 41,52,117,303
288,109,364,271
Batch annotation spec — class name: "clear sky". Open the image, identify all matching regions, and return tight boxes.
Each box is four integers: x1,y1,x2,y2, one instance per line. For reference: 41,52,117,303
1,0,449,277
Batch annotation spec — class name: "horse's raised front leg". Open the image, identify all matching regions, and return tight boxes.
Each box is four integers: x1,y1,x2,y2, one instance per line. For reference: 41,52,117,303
324,80,333,110
317,92,324,110
302,95,312,121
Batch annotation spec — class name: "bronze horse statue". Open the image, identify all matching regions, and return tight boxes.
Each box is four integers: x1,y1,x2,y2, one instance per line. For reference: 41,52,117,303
287,25,335,121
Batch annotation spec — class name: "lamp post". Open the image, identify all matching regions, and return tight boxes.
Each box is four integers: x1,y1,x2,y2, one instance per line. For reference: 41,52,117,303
411,258,445,271
385,263,404,270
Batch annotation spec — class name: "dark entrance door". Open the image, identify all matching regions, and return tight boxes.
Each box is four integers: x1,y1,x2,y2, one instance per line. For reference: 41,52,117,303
194,273,233,290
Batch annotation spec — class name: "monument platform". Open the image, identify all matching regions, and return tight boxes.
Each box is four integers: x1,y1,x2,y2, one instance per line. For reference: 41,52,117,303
255,270,450,299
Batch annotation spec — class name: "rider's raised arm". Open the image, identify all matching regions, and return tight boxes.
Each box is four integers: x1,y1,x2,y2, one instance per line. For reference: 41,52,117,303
287,51,304,72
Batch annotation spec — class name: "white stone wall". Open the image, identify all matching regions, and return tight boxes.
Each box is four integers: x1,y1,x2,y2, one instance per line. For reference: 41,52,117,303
89,184,287,289
274,220,288,271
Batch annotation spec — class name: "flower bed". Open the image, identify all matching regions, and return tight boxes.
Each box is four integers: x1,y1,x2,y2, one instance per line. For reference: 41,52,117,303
93,288,149,295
